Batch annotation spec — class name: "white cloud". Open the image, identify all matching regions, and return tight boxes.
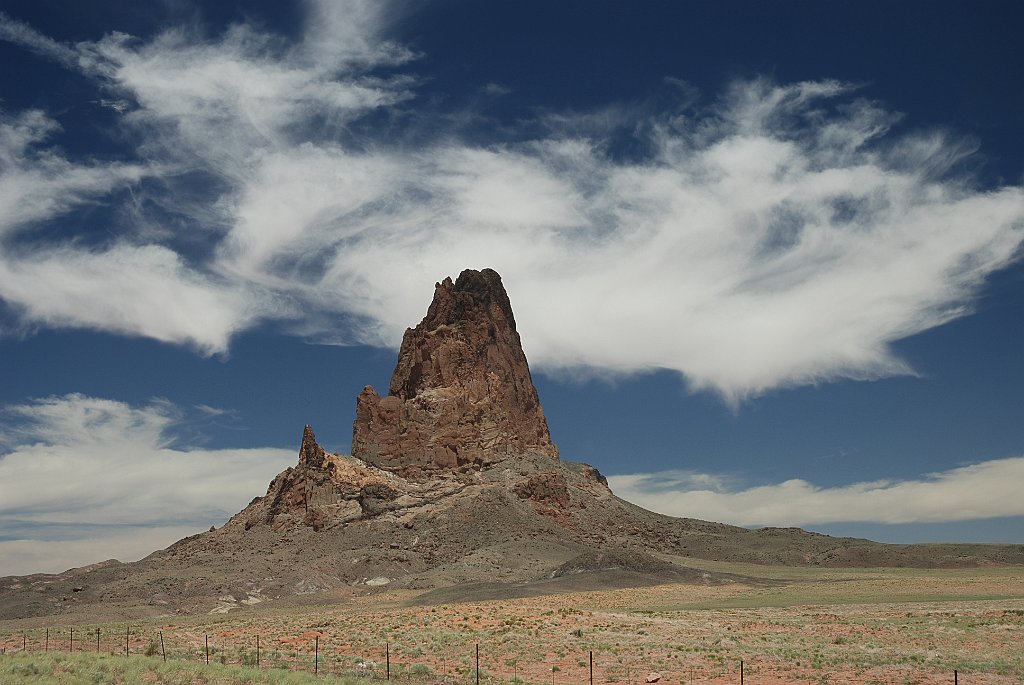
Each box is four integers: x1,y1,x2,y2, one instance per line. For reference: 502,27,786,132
0,4,1022,399
0,243,271,353
295,0,414,68
607,457,1024,527
0,526,205,578
0,11,81,68
0,394,295,576
0,110,149,237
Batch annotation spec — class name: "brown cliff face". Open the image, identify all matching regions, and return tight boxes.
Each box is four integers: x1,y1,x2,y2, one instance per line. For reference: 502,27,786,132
352,268,558,473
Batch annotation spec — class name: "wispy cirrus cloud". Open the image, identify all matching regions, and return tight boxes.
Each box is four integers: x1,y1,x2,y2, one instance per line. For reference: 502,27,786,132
0,2,1022,401
0,110,149,237
607,457,1024,528
0,394,294,576
0,11,81,68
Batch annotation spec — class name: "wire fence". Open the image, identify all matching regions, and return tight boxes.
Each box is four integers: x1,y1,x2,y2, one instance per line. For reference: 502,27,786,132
0,625,991,684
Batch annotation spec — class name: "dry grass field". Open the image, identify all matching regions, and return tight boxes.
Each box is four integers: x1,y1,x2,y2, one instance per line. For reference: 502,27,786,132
2,561,1022,685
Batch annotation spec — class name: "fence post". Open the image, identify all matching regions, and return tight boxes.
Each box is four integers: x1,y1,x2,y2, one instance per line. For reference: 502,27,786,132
256,634,260,669
45,628,48,652
22,631,26,652
205,635,209,665
70,627,74,652
476,643,480,685
955,670,958,685
96,628,100,653
125,627,129,656
314,635,318,674
386,642,390,680
160,632,166,662
590,651,594,685
740,660,744,685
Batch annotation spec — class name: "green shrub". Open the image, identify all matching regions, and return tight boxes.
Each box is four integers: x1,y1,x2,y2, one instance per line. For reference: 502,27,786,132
12,661,42,676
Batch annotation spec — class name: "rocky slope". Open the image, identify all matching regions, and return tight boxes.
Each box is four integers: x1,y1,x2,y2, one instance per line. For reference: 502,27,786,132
2,268,1023,621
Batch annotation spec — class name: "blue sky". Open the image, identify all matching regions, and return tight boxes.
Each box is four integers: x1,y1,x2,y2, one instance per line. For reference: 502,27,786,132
1,0,1023,575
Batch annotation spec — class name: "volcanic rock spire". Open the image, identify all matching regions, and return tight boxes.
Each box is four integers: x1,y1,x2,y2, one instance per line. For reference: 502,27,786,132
352,268,559,473
298,424,327,469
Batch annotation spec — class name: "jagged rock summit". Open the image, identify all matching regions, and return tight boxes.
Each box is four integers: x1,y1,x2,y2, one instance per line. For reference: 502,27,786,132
353,268,559,474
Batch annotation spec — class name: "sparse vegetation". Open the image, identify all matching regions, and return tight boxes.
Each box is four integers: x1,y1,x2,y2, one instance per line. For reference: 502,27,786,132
2,564,1022,683
0,651,354,684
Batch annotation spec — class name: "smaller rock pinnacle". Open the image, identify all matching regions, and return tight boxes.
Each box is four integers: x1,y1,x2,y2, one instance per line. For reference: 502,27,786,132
298,424,326,469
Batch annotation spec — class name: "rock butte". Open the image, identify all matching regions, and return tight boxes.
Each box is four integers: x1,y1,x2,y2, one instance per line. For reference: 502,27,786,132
3,268,1023,621
253,268,587,535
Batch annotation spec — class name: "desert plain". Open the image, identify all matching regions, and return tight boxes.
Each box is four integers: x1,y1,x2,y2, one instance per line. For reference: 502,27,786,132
3,558,1022,685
